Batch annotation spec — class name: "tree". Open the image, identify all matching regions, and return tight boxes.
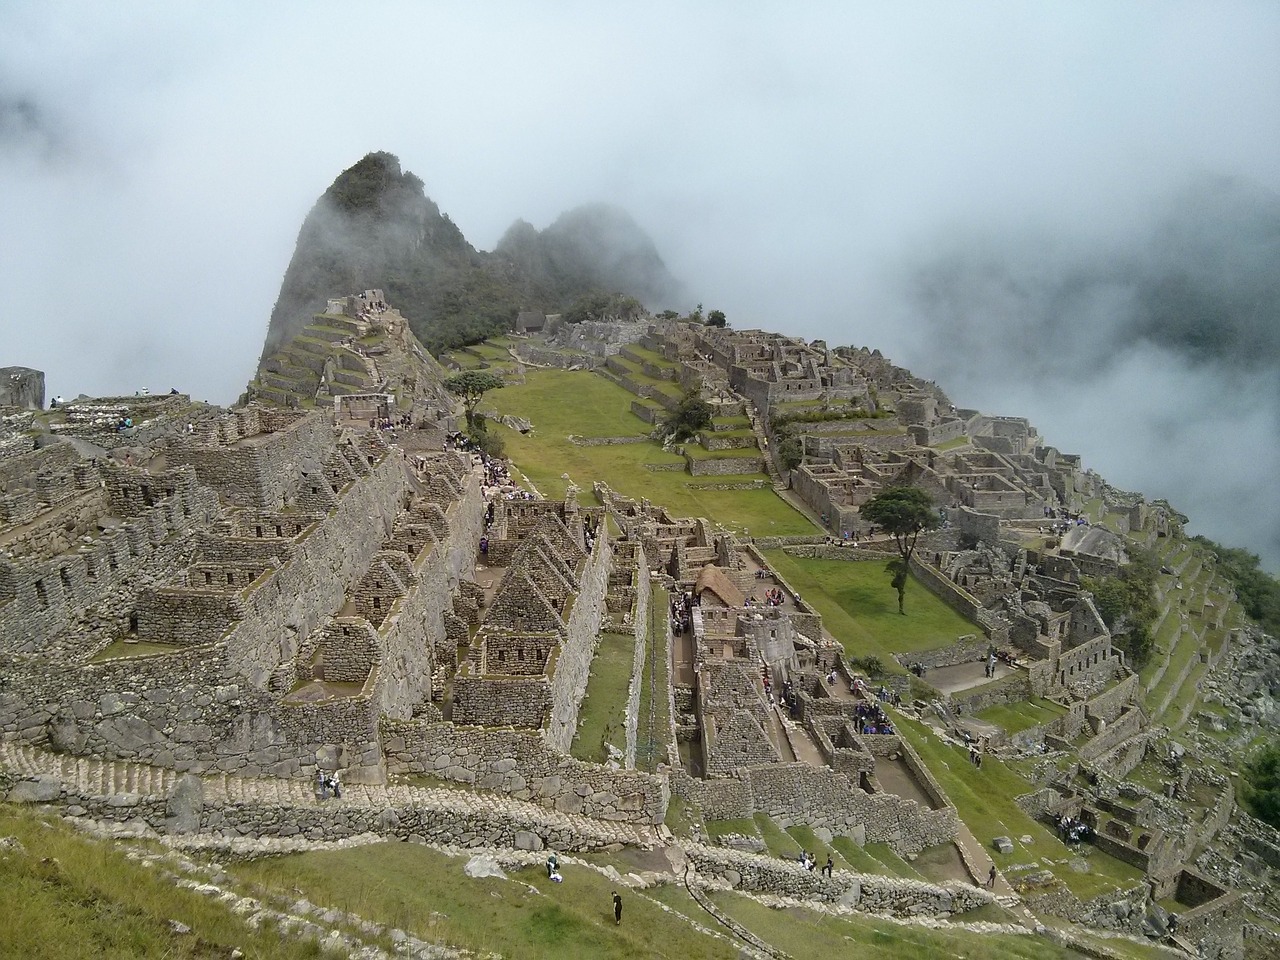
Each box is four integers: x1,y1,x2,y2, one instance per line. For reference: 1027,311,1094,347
1244,742,1280,828
1082,548,1158,669
445,371,504,433
778,436,803,473
861,486,940,614
660,389,714,442
706,309,727,328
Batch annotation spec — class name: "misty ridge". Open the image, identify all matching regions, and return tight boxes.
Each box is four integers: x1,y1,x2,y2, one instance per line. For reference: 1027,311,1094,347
890,174,1279,570
900,175,1280,379
265,152,682,359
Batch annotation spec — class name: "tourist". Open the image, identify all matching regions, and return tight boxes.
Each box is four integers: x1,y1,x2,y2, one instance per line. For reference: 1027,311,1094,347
328,771,342,798
823,856,833,877
546,852,559,878
315,769,329,800
988,864,997,888
613,891,623,925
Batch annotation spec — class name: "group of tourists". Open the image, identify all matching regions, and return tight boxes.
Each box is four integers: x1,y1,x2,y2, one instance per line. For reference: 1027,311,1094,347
314,769,342,800
1056,814,1092,845
798,851,834,877
853,699,894,735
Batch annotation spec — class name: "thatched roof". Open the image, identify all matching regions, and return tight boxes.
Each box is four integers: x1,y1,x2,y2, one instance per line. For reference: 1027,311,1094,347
694,564,745,608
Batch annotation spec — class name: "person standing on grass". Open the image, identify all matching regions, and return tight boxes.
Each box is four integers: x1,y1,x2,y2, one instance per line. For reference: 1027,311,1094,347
613,891,623,925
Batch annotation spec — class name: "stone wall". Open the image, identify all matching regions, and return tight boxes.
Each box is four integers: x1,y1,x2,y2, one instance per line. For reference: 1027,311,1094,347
382,720,668,823
545,532,613,752
171,411,333,509
951,672,1033,714
685,453,765,476
622,544,652,769
1077,706,1144,763
223,454,409,688
685,843,993,915
685,760,957,856
0,470,222,655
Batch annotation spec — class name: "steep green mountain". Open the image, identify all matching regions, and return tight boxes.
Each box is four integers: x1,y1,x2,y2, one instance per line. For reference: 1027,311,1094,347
264,152,681,357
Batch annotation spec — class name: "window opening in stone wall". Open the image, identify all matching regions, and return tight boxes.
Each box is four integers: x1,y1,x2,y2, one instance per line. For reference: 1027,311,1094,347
204,571,213,585
35,579,48,608
226,572,234,584
275,525,283,537
255,525,263,538
60,567,72,593
128,612,139,633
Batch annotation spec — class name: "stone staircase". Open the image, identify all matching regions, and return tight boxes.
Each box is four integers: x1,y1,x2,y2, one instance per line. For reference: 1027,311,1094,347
743,403,786,491
0,739,661,849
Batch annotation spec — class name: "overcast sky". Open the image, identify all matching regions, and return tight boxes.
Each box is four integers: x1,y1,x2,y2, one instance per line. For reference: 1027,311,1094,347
2,2,1278,568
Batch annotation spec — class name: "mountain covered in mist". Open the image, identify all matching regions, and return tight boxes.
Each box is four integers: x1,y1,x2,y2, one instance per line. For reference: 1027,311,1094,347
904,175,1280,377
264,152,681,357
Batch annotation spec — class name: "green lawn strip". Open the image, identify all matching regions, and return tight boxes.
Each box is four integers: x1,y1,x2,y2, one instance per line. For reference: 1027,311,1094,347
570,632,636,763
708,890,1086,960
1165,659,1210,733
231,841,736,960
830,836,893,875
1144,626,1204,716
784,825,840,869
754,813,803,860
762,552,979,670
932,436,971,451
894,714,1144,900
862,842,924,880
89,640,184,662
711,415,751,429
0,807,331,960
635,587,671,773
975,697,1068,735
682,445,762,460
483,369,654,438
704,817,759,842
1140,610,1191,691
621,344,677,368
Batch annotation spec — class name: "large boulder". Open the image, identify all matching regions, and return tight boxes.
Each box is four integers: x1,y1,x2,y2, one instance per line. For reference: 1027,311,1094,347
7,775,62,803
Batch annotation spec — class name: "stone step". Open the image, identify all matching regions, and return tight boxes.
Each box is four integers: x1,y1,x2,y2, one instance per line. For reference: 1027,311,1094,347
2,738,659,848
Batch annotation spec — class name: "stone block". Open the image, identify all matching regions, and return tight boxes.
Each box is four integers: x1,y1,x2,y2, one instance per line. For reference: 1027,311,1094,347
514,830,544,851
7,775,62,803
993,836,1014,854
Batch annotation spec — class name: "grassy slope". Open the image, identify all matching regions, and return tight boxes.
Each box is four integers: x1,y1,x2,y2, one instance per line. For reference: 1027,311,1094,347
894,714,1145,900
232,840,737,960
0,807,335,960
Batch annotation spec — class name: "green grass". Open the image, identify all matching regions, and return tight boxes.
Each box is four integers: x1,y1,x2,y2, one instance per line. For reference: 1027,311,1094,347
893,714,1145,900
636,588,672,773
976,697,1068,734
681,444,761,460
571,633,636,763
754,813,803,859
830,836,887,873
232,841,737,959
89,640,184,662
863,842,925,880
0,806,334,960
704,817,758,842
708,891,1093,960
762,552,980,670
481,370,813,537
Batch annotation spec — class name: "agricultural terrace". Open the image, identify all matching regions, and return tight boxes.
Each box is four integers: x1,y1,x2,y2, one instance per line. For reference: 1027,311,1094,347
479,370,814,537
